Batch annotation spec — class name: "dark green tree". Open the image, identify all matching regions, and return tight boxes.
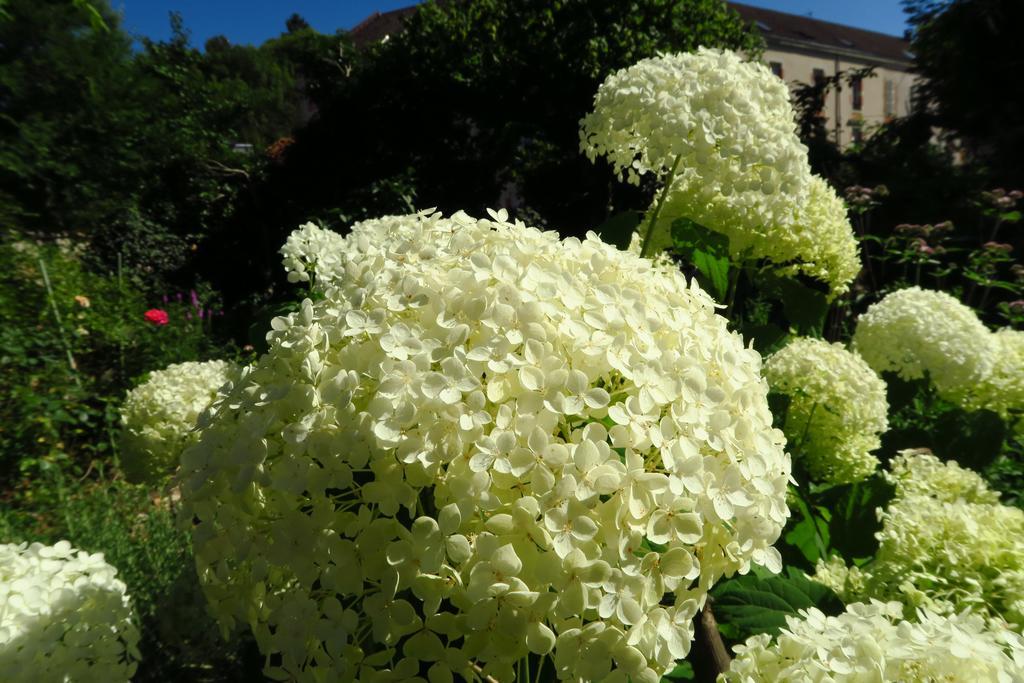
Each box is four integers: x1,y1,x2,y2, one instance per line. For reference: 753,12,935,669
904,0,1024,186
254,0,762,239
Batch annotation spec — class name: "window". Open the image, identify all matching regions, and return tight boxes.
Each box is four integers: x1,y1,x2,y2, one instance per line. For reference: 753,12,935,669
852,76,863,111
813,68,826,86
884,79,896,117
769,61,783,79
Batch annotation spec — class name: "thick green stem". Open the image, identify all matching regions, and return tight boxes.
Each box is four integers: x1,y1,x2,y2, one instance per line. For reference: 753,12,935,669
640,154,684,259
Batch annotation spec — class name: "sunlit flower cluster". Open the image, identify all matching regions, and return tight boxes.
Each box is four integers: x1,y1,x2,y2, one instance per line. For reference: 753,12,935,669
580,48,809,214
767,175,861,296
853,286,996,401
720,600,1024,682
886,448,999,504
178,209,791,682
280,220,349,286
120,359,238,483
0,541,140,682
963,328,1024,430
763,338,887,484
815,450,1024,627
579,48,858,296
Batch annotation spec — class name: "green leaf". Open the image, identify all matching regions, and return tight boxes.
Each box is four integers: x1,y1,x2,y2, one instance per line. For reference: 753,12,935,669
710,567,844,641
782,490,829,569
670,217,731,301
758,273,829,336
815,475,895,562
662,661,694,680
594,210,642,250
742,322,789,355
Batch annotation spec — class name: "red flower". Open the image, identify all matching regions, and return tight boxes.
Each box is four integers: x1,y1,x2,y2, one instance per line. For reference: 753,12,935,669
144,309,169,325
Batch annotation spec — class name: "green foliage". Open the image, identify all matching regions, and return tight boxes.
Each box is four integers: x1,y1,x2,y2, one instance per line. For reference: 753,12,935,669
260,0,762,241
671,217,731,301
904,0,1024,188
0,474,262,682
882,373,1008,470
710,567,844,642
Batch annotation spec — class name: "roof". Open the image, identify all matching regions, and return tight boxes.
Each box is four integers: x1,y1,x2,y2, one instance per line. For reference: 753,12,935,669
349,2,911,65
729,3,911,65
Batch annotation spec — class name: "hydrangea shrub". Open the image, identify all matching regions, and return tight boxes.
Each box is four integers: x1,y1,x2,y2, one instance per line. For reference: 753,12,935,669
853,286,996,401
580,48,858,296
815,450,1024,628
0,541,140,682
179,210,792,682
120,359,238,483
720,600,1024,682
763,337,888,484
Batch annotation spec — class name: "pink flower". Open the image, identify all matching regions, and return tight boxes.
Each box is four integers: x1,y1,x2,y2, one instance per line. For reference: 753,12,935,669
144,309,169,325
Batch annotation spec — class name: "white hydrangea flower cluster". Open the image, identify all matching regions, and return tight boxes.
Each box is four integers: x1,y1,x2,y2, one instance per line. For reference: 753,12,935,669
886,448,1000,504
814,450,1024,628
765,175,861,297
963,328,1024,430
179,210,792,682
0,541,140,682
720,600,1024,682
763,338,887,484
853,287,997,401
580,48,858,296
280,220,349,286
120,359,238,483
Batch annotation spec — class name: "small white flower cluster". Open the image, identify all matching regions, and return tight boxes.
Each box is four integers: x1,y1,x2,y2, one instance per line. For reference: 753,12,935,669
886,448,999,504
763,338,887,484
0,541,140,682
120,359,238,483
814,450,1024,628
179,210,791,682
280,220,349,286
962,328,1024,431
853,286,997,401
720,600,1024,682
580,48,858,296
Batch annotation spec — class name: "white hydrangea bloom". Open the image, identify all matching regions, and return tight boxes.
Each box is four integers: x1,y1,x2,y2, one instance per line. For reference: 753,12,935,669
853,287,997,401
120,359,238,483
580,49,858,296
886,448,1000,504
767,175,861,297
179,210,792,682
0,541,140,682
720,600,1024,682
763,338,887,484
580,48,810,216
280,220,350,285
815,451,1024,627
963,328,1024,425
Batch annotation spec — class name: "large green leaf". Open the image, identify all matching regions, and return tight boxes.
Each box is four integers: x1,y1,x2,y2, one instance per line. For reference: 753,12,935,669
594,210,642,250
661,661,694,681
781,489,830,569
671,217,731,301
757,272,829,336
815,475,895,562
710,567,844,641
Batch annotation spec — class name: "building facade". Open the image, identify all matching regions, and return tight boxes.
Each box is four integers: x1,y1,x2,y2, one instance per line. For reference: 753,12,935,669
351,2,917,148
730,3,917,148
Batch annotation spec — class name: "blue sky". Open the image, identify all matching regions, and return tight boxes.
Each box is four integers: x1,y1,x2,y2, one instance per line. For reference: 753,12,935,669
116,1,910,48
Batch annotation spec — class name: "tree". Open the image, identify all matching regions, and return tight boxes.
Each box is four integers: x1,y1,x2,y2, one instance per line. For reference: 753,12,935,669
904,0,1024,186
253,0,763,240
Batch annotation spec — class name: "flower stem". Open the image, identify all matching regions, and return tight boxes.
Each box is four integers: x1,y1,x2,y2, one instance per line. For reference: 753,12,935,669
640,154,684,259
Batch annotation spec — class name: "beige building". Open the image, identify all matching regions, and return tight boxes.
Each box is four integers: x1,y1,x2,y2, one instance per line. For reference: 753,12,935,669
730,3,917,147
351,2,917,148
